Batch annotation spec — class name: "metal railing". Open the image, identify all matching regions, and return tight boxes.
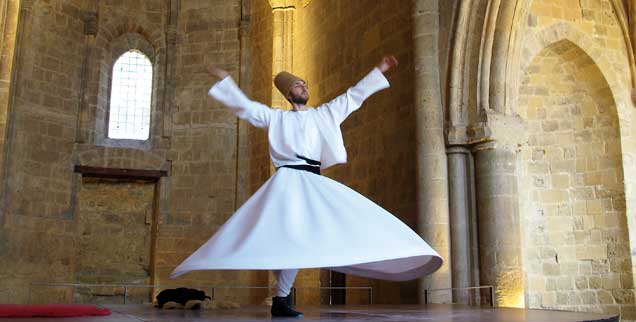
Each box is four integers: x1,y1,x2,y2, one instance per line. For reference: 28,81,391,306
31,282,491,307
29,283,373,305
423,286,495,307
290,286,374,305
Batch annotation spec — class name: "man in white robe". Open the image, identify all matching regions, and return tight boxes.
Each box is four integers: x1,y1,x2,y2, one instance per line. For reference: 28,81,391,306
178,55,440,317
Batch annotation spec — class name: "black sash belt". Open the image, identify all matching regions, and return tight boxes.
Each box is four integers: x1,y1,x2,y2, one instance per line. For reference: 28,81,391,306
277,154,321,175
296,155,321,166
278,164,321,175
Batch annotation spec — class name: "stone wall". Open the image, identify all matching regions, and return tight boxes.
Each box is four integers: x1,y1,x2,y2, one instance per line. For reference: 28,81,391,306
0,0,272,305
0,0,20,197
157,0,267,304
74,178,156,304
0,0,87,304
85,0,166,147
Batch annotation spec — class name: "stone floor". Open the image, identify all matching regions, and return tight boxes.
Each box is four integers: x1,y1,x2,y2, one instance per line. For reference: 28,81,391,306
0,304,619,322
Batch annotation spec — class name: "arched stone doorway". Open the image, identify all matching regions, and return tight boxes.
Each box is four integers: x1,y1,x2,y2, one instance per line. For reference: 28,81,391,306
518,39,631,315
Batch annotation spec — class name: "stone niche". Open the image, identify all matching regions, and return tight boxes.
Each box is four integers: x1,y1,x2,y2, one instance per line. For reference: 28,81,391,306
518,39,630,315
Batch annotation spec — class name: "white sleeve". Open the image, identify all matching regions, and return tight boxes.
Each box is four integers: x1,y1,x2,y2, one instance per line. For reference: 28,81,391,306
208,76,274,128
315,67,390,125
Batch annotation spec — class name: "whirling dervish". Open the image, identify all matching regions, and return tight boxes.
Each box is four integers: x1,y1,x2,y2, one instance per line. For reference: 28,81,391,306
170,55,443,317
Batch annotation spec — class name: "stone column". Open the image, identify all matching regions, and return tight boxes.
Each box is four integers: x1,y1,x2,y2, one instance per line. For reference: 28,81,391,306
447,146,472,304
162,0,179,139
412,0,452,303
269,0,294,110
630,2,636,66
1,0,31,221
472,141,524,307
487,0,516,113
236,0,251,208
75,7,98,144
0,0,11,56
268,0,294,178
628,0,636,105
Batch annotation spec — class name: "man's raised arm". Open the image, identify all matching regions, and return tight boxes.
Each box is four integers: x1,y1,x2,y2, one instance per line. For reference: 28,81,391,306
206,65,273,129
316,55,398,125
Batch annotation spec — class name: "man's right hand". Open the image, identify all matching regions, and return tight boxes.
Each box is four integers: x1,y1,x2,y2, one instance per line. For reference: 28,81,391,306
207,65,229,81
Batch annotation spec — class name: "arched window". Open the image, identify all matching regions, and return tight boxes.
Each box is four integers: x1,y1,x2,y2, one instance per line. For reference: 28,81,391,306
108,50,153,140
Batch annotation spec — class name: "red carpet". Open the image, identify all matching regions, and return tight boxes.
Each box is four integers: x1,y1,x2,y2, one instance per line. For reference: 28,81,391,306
0,304,111,317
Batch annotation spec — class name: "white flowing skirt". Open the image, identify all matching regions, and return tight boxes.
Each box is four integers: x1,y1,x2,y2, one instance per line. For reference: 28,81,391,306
170,167,442,281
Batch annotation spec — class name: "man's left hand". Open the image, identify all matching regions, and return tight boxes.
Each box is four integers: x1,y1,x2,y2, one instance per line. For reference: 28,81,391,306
377,55,398,73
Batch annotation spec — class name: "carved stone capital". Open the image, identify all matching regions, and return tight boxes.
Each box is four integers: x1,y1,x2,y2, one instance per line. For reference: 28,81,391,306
471,140,497,153
466,122,493,145
268,0,295,10
20,0,34,11
446,125,468,146
83,11,98,36
166,25,177,46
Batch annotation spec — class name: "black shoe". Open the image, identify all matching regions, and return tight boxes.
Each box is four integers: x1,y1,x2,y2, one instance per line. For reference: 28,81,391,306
271,296,303,317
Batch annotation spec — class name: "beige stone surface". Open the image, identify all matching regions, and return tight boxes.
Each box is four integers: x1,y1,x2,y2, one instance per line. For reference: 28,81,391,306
0,1,635,320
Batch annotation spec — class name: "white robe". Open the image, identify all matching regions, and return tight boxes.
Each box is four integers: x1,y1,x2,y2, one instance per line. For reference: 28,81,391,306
170,68,443,281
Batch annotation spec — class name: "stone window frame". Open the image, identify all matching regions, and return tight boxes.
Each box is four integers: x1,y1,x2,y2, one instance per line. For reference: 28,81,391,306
100,33,157,150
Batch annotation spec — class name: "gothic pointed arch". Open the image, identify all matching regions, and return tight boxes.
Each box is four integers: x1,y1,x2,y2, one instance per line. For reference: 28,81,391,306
519,22,636,305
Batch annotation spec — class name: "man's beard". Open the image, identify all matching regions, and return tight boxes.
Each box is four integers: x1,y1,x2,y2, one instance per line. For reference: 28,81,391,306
290,94,308,105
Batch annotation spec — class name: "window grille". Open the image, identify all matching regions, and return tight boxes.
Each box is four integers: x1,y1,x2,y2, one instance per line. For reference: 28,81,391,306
108,50,153,140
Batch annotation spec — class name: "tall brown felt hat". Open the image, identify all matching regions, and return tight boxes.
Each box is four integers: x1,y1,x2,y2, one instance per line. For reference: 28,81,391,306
274,71,305,97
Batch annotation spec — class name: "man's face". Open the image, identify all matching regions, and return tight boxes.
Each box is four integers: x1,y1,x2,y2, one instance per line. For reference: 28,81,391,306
287,80,309,105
